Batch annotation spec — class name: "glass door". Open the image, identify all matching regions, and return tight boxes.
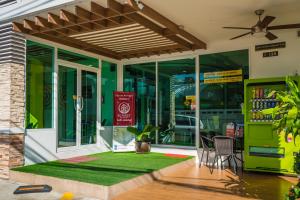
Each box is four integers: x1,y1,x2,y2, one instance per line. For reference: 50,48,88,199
58,65,77,148
81,70,97,145
58,64,98,148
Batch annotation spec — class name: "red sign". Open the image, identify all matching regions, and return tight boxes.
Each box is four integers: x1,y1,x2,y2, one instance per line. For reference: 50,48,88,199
113,91,136,126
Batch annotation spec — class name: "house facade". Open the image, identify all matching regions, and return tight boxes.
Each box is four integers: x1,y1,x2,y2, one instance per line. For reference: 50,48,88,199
0,0,300,179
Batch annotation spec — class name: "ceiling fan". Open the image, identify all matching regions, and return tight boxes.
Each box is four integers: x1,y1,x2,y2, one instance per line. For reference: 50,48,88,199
223,9,300,40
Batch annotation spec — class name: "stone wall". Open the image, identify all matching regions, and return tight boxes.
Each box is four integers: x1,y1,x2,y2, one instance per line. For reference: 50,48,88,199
0,134,24,179
0,63,25,179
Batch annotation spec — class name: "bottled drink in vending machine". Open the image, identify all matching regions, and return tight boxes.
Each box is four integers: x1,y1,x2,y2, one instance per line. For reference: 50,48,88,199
252,112,256,121
264,88,269,98
260,88,264,99
252,88,256,99
252,101,256,110
256,88,260,99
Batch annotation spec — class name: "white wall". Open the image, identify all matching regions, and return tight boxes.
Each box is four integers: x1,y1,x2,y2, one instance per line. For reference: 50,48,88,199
24,129,110,165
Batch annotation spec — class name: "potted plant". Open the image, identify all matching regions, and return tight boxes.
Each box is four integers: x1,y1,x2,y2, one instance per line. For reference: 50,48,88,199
261,77,300,200
127,124,160,153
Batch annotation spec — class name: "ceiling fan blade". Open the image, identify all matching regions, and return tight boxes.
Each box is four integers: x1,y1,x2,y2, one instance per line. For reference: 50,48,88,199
223,27,252,30
268,23,300,30
259,16,276,28
265,32,278,40
230,32,252,40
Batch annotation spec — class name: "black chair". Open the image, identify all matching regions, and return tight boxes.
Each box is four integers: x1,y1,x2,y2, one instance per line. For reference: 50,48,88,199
210,136,238,174
198,135,214,167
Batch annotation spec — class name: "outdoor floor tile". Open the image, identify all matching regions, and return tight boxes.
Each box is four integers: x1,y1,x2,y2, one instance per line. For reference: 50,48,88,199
113,164,297,200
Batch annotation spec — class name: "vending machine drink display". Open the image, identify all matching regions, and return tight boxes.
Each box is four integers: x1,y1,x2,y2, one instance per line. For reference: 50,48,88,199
244,76,300,174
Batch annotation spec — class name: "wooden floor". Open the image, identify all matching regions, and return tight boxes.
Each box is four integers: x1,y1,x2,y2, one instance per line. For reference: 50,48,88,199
113,164,297,200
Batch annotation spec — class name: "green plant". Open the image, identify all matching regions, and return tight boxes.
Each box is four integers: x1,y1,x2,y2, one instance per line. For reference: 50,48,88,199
127,124,160,142
261,76,300,140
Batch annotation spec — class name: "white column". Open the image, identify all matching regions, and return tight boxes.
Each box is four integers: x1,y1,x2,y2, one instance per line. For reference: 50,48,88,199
195,55,200,149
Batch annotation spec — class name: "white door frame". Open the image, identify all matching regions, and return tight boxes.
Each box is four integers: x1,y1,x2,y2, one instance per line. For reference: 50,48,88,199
57,59,100,151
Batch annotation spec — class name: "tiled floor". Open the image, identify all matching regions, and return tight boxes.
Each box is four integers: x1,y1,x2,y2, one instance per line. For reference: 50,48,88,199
114,165,298,200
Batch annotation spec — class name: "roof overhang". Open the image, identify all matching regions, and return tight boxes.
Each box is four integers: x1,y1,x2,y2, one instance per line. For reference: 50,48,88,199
12,0,207,60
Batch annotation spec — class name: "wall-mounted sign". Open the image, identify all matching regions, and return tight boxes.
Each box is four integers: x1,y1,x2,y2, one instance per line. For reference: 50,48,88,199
113,91,136,126
204,69,243,84
204,69,242,79
204,76,243,84
263,51,279,58
255,42,286,51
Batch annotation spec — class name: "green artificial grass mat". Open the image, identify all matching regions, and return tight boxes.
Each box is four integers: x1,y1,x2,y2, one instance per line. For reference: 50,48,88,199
12,152,193,186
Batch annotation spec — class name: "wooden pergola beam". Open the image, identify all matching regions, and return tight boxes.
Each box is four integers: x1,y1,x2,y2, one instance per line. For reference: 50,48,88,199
127,0,207,49
13,21,121,59
120,44,183,58
107,0,194,50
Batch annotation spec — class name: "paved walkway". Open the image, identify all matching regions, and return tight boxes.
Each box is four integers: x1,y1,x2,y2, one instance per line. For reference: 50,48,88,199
114,165,297,200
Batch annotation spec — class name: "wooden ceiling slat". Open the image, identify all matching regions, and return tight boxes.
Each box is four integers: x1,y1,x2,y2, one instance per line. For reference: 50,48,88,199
82,32,160,43
72,25,144,40
76,30,154,42
78,30,157,43
120,44,183,58
101,41,176,51
70,23,140,37
91,35,172,46
108,42,177,52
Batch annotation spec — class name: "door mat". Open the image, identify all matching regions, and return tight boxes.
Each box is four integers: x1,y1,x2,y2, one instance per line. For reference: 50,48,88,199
60,156,97,163
14,185,52,194
164,153,189,158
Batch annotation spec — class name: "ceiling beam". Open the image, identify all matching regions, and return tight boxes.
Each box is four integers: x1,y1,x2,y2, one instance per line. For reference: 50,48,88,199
13,21,121,59
107,0,194,50
126,0,206,49
120,44,183,58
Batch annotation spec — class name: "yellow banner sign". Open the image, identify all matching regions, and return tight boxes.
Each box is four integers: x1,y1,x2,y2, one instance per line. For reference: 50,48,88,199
204,76,243,84
204,69,242,78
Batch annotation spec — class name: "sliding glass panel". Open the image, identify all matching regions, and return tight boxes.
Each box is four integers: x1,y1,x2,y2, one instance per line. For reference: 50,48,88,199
58,66,77,147
81,70,98,145
124,63,156,143
199,50,249,138
158,59,196,146
26,40,54,129
100,61,117,146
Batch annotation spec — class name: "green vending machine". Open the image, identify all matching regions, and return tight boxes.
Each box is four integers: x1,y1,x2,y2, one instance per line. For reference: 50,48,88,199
244,76,300,175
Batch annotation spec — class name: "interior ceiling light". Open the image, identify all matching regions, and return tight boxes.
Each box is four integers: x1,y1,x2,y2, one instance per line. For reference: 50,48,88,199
134,0,144,10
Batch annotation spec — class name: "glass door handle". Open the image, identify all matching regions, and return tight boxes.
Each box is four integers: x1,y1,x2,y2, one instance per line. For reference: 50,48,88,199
78,96,84,112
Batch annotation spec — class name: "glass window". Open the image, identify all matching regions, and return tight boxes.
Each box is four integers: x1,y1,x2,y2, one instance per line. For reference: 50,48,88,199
158,59,196,146
124,62,156,143
199,50,249,137
26,41,54,129
58,49,99,68
100,61,117,147
58,66,77,147
101,61,117,126
81,70,98,145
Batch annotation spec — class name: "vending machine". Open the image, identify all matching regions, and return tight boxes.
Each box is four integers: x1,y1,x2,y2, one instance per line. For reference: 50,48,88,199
244,76,300,174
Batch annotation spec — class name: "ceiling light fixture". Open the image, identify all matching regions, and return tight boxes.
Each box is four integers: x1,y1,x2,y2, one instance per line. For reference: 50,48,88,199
134,0,144,10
